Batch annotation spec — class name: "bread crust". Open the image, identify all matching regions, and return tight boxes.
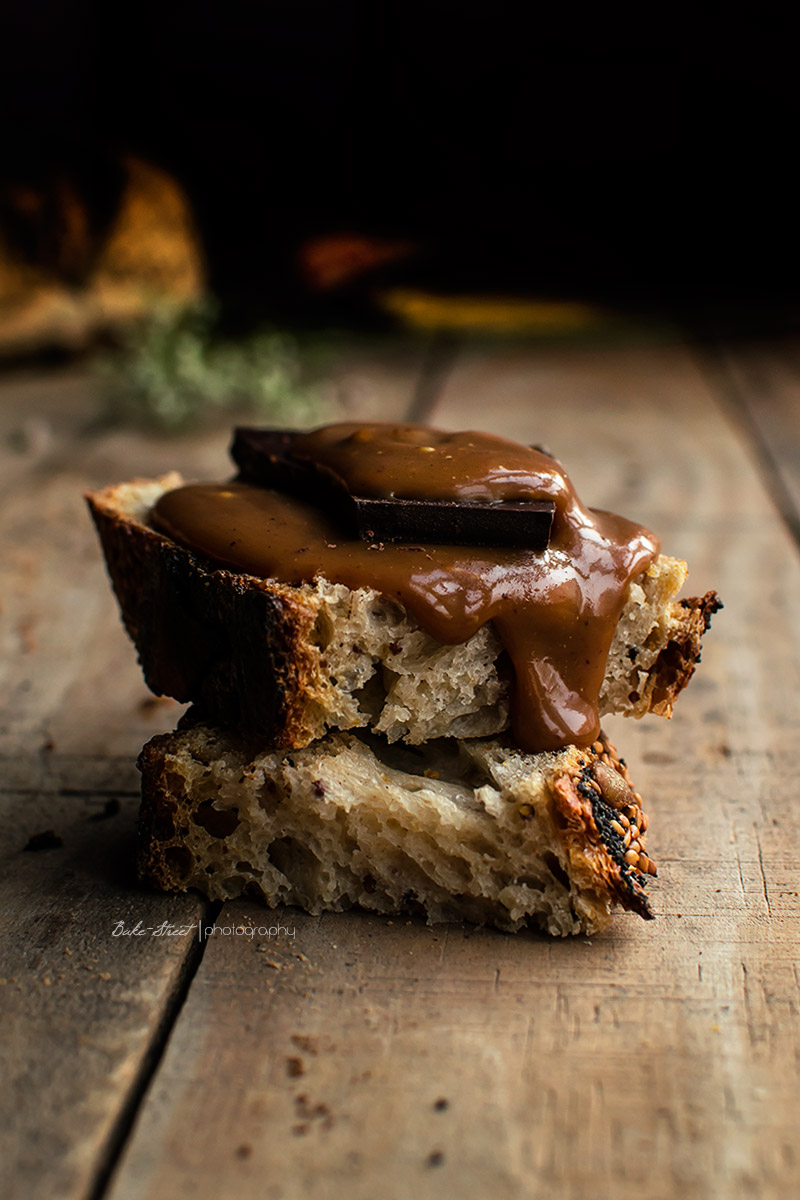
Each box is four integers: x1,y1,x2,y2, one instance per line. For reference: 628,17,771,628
88,476,324,745
648,591,723,716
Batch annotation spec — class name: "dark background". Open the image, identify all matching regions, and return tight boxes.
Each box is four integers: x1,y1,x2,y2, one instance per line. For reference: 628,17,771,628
2,2,798,328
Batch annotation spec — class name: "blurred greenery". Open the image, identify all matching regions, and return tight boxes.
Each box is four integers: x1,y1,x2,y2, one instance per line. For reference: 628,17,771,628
96,301,332,431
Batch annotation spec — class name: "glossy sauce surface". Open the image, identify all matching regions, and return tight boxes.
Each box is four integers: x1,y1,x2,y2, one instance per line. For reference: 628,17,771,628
152,423,660,752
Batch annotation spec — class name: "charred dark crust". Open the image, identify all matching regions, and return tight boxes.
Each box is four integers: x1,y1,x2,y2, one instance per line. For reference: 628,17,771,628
135,730,242,889
682,590,724,632
649,590,722,715
577,774,653,918
87,490,321,747
136,733,186,889
552,733,655,921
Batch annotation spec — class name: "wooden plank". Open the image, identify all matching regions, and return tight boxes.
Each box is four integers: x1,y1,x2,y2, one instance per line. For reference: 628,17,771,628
708,337,800,535
106,901,800,1200
0,369,215,1200
102,341,800,1200
0,346,428,1200
0,791,209,1200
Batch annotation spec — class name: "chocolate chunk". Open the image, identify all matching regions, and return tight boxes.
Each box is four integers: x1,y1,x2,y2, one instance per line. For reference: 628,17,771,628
231,427,554,549
354,496,553,548
232,428,352,514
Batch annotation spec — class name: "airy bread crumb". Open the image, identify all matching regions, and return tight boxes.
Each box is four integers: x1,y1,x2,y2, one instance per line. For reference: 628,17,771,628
138,723,655,937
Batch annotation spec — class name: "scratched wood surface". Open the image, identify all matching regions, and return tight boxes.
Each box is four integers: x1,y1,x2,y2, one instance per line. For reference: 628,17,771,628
2,337,800,1200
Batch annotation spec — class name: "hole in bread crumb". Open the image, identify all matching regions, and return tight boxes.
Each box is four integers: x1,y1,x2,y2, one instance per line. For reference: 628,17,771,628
543,851,570,891
194,801,240,838
164,845,194,879
269,835,320,883
352,671,388,721
151,812,176,840
516,875,547,892
164,769,187,796
219,876,247,895
258,778,282,812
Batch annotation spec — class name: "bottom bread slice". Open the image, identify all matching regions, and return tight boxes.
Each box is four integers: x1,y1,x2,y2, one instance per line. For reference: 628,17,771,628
137,724,657,937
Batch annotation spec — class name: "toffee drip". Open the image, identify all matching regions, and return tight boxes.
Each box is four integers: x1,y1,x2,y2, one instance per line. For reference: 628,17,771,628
152,423,660,752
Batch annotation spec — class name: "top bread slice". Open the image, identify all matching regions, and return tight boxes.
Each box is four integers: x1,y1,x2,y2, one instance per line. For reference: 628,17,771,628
87,474,720,750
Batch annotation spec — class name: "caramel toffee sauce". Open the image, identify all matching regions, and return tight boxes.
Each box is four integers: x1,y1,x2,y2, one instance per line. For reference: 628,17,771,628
152,424,660,752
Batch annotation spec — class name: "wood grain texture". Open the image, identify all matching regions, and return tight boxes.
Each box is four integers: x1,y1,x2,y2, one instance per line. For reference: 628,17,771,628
0,348,429,1200
0,371,214,1200
107,900,800,1200
101,341,800,1200
0,790,208,1200
708,338,800,537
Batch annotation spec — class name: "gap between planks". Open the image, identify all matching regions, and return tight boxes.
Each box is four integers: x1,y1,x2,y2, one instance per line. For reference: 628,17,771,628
85,900,223,1200
693,341,800,550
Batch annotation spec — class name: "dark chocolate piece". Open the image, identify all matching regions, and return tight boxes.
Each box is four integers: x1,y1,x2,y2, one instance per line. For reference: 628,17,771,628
353,496,553,548
232,428,353,514
231,427,554,549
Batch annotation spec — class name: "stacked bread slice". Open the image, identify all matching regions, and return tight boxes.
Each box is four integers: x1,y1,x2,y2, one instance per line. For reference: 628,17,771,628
87,471,718,936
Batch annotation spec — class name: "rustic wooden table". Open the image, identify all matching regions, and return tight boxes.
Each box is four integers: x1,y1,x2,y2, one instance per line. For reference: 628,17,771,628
2,335,799,1200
